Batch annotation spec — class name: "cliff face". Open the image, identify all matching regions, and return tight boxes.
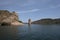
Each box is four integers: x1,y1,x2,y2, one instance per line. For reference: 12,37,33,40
0,10,23,25
32,18,60,24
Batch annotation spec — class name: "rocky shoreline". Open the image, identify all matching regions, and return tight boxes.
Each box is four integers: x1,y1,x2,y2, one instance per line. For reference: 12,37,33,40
11,21,23,26
0,10,23,26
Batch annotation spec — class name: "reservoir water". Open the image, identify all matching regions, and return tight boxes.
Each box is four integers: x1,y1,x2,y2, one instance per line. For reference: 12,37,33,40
0,24,60,40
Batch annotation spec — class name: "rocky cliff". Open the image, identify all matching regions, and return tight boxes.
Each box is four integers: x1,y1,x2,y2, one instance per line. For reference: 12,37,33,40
32,18,60,24
0,10,23,26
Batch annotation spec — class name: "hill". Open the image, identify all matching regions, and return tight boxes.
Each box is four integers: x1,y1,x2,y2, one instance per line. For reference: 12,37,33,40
32,18,60,24
0,10,23,26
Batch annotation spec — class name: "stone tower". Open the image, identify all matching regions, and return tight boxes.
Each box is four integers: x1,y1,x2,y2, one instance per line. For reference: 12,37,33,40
28,19,31,25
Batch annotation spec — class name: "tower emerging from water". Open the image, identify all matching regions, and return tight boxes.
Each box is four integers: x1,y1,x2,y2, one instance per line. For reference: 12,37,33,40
28,19,31,25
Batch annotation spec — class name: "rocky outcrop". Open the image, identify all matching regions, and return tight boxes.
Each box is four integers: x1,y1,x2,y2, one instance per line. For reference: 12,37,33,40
0,10,23,26
32,18,60,24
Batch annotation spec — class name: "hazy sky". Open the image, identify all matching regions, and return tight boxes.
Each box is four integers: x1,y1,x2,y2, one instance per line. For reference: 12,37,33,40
0,0,60,22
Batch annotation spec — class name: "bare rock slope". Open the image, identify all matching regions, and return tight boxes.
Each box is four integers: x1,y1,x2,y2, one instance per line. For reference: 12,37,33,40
0,10,23,25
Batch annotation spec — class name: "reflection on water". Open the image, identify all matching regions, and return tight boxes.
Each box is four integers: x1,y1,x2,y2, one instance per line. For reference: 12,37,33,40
28,24,32,40
28,23,31,27
0,26,18,40
0,24,60,40
17,24,60,40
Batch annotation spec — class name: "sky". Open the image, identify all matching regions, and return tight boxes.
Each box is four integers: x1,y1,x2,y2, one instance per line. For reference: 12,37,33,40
0,0,60,22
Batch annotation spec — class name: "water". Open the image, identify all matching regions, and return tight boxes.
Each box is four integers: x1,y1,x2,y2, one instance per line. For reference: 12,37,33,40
0,24,60,40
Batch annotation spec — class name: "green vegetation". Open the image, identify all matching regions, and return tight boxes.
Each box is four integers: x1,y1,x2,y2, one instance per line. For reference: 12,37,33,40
18,21,23,23
32,18,60,24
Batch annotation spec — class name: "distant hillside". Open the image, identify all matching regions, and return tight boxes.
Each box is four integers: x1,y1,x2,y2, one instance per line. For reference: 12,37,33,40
0,10,23,25
32,18,60,24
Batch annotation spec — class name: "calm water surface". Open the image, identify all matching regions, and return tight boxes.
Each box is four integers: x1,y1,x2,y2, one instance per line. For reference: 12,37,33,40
0,24,60,40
